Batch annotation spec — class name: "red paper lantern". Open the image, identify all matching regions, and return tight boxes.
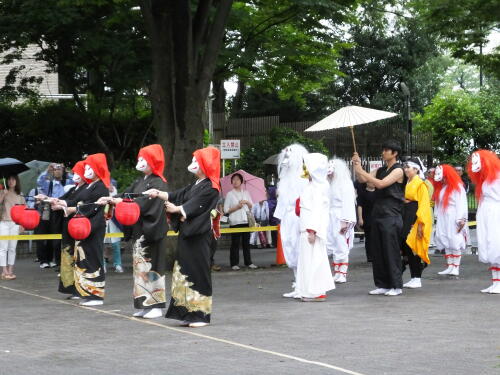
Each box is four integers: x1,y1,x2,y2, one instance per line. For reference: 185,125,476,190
115,198,140,226
68,214,91,240
19,208,41,230
10,204,26,224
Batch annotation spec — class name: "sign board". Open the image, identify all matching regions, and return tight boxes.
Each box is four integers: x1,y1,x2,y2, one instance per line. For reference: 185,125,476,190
220,139,240,159
369,160,383,172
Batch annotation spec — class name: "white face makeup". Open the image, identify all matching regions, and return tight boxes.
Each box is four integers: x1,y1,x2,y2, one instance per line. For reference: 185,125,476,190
136,156,148,172
327,160,335,176
281,147,291,167
471,152,481,173
187,157,200,174
72,173,82,183
434,165,443,182
84,165,96,180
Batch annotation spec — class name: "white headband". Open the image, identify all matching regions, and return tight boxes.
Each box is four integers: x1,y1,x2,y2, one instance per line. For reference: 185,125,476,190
406,160,426,179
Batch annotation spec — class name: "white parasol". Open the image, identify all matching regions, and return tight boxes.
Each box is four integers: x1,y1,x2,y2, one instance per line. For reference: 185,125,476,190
305,105,398,153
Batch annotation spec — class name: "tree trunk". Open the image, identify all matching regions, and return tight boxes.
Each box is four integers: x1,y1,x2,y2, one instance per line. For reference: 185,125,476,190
140,0,234,269
212,78,226,113
230,79,246,117
140,0,233,190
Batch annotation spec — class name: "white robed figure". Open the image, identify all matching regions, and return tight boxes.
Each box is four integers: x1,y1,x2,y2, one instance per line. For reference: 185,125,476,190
296,153,335,302
467,150,500,294
326,159,357,283
433,165,468,276
274,144,309,298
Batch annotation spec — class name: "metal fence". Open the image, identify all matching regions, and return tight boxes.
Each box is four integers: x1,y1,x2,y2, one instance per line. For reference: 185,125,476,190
213,113,432,161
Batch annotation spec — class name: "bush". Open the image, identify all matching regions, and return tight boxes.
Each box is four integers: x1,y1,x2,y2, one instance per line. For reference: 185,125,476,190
111,161,141,192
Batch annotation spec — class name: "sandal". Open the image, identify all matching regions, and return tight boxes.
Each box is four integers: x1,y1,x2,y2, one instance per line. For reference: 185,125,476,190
1,274,9,280
7,274,16,280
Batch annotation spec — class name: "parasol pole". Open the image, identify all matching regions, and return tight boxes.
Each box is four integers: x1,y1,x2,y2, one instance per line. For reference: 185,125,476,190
350,126,357,154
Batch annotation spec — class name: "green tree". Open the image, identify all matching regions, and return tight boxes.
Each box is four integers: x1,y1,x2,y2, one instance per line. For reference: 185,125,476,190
0,100,153,165
239,2,449,121
139,0,233,188
412,0,500,83
414,88,500,164
0,0,150,166
213,0,357,115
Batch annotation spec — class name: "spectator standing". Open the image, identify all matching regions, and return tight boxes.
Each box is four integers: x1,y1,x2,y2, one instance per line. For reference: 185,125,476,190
209,196,224,272
267,186,279,247
35,163,71,269
0,175,26,280
224,173,258,270
104,179,123,273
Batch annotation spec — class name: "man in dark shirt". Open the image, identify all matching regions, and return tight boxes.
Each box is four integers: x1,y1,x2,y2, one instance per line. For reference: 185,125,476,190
454,166,470,193
357,182,377,262
352,140,405,296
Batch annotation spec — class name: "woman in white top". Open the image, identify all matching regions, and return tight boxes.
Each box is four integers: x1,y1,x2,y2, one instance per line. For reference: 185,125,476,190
224,173,257,270
0,175,26,280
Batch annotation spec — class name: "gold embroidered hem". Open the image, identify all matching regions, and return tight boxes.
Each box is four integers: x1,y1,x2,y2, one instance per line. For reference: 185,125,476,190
60,245,75,288
73,242,105,299
171,261,212,314
132,236,166,307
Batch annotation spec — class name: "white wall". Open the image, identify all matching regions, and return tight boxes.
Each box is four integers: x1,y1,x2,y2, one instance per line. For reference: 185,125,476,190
0,44,59,95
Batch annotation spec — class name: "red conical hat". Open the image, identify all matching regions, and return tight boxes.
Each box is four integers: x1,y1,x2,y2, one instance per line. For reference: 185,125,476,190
467,149,500,201
85,153,111,188
138,144,166,182
72,160,90,184
193,147,221,191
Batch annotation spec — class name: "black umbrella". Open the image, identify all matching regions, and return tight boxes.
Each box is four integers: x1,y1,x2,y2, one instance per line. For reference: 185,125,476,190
0,158,30,177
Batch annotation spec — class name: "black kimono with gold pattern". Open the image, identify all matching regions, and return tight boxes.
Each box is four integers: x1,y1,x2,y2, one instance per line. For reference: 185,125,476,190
122,174,168,309
73,181,108,300
58,183,87,295
166,178,219,323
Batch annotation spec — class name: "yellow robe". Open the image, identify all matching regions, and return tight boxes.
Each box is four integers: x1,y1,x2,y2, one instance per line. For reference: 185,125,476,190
405,176,432,264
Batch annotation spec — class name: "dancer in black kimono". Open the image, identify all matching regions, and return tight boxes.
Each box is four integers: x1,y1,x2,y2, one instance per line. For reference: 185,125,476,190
145,146,220,327
56,153,110,306
98,144,168,319
50,160,89,298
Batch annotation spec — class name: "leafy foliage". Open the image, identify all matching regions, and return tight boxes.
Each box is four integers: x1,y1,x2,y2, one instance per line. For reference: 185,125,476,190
219,0,357,113
414,88,500,164
240,2,448,120
0,0,151,166
412,0,500,79
0,100,152,166
112,161,141,193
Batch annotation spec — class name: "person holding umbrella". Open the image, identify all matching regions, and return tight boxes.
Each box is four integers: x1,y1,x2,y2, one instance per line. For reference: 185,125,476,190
223,173,257,270
352,140,406,296
0,175,26,280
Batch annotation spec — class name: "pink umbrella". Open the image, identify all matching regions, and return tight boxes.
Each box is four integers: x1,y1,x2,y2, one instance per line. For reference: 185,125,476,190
220,169,267,203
